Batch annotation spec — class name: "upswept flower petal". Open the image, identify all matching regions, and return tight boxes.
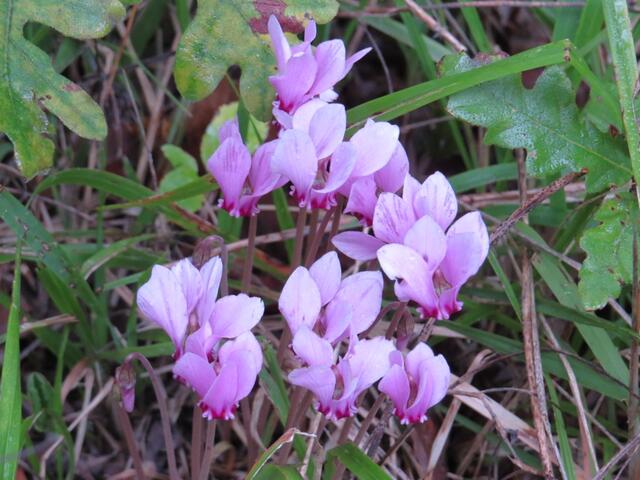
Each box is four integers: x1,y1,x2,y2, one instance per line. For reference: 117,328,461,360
137,265,189,356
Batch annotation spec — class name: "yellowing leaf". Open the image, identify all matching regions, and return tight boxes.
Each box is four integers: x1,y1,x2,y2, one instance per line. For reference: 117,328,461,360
0,0,125,178
174,0,338,120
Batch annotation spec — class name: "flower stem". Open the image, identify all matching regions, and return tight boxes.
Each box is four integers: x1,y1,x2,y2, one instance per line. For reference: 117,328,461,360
191,406,203,480
323,198,344,255
292,206,308,268
305,206,336,267
125,352,179,480
198,420,217,480
241,214,258,293
115,402,146,480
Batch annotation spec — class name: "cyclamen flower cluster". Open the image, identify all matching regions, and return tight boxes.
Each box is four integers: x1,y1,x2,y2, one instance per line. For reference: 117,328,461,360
207,15,408,215
132,16,488,429
137,256,264,420
333,172,490,320
280,252,450,423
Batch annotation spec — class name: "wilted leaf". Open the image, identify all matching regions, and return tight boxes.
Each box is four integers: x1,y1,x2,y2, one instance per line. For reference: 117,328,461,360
174,1,339,120
445,56,632,192
0,0,125,177
579,192,638,310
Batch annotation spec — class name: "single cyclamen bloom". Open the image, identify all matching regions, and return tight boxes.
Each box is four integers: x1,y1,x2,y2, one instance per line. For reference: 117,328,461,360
379,343,450,424
341,121,407,225
279,251,383,344
289,333,395,419
272,102,355,209
137,256,222,357
137,256,264,356
207,119,285,217
333,172,489,319
174,331,263,420
268,15,370,116
272,104,401,211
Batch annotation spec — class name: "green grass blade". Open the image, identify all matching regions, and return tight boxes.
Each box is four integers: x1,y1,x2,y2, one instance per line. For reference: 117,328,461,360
347,40,572,129
460,0,491,52
325,443,392,480
545,374,577,480
602,0,640,193
0,245,23,480
272,188,295,260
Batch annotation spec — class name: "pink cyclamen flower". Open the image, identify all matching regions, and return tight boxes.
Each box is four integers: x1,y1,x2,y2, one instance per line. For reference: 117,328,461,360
279,251,383,344
379,343,450,424
289,334,395,419
137,256,223,357
207,119,285,217
341,120,407,225
333,172,489,319
272,102,356,209
174,332,263,420
268,15,370,116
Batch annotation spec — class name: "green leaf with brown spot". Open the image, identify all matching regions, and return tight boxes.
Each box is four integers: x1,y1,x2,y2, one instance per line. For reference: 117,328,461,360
579,192,638,310
174,0,339,120
0,0,125,178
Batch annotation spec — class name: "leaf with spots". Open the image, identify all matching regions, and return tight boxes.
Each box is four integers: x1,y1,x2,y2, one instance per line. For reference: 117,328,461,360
0,0,125,178
445,55,632,192
579,192,638,310
174,0,339,120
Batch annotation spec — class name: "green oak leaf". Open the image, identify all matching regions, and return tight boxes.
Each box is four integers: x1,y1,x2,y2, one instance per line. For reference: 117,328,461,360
579,192,638,310
0,0,125,178
445,56,632,192
174,0,339,120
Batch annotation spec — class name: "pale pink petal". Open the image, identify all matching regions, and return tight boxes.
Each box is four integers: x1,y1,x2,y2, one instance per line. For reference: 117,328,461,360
196,257,223,326
309,40,346,97
304,20,317,43
288,365,336,408
374,142,408,193
373,193,416,243
273,107,293,129
348,337,395,394
405,343,435,381
291,99,327,132
406,354,450,423
403,215,447,269
322,300,352,344
279,267,322,334
344,47,372,74
309,251,342,305
343,176,378,226
249,139,283,197
319,89,339,102
270,50,317,111
218,332,263,377
332,231,385,261
413,172,458,230
440,211,489,288
200,352,242,420
308,103,346,159
402,174,421,206
377,244,440,317
207,137,251,214
218,119,242,143
184,324,216,359
379,364,410,419
272,130,318,205
314,142,356,194
292,326,334,367
349,120,400,177
171,258,202,315
137,265,188,354
332,271,383,336
210,294,264,338
268,15,291,71
173,352,215,399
